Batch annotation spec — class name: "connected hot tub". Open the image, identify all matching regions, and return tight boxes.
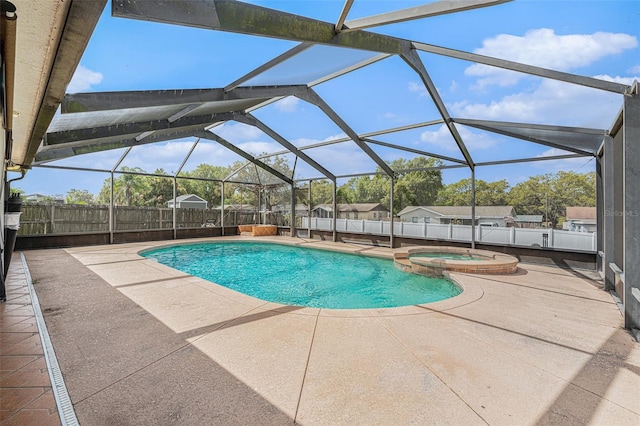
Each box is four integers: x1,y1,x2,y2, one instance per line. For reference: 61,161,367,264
394,246,519,277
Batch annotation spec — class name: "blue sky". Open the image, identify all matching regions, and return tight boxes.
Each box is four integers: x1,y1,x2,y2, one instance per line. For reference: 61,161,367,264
16,0,640,197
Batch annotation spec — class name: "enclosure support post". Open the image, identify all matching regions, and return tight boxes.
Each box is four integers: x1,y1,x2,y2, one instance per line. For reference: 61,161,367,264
109,171,114,244
603,136,615,291
623,85,640,332
471,169,476,249
332,180,337,242
221,181,225,236
290,183,296,237
258,187,262,225
390,176,395,249
172,176,177,239
596,150,604,274
109,147,132,244
308,180,312,239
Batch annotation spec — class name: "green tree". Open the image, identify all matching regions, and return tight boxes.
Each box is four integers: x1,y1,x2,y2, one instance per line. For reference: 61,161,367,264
96,167,149,206
341,174,389,206
309,179,334,205
393,157,443,212
96,181,110,205
145,169,175,207
436,178,509,206
554,171,596,207
507,174,554,226
180,164,230,208
227,156,293,210
336,157,443,213
7,187,24,195
65,189,95,205
507,171,595,228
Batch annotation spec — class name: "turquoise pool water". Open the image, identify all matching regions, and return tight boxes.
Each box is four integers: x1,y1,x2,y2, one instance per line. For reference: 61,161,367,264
141,242,461,309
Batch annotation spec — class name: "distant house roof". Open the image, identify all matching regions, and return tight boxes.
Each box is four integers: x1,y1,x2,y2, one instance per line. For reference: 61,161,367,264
24,193,65,204
397,206,425,216
217,203,256,211
515,215,544,223
398,205,516,219
25,193,46,199
167,194,207,207
315,203,388,213
272,204,309,212
174,194,206,203
566,207,596,221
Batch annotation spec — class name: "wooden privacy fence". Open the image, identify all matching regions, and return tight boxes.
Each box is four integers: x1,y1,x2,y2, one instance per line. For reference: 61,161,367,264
17,204,286,235
19,204,109,234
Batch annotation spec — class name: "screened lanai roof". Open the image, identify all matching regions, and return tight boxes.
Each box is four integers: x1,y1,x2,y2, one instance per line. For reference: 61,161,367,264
29,0,637,185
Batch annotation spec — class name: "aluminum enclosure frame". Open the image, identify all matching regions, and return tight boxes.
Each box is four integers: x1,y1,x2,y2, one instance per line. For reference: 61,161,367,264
17,1,639,332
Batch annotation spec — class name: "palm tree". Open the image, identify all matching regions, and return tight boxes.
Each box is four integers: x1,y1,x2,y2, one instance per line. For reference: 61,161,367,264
113,167,148,206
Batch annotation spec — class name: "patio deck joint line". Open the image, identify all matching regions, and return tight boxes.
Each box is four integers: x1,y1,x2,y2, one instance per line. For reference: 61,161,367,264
20,251,79,426
293,308,321,424
376,316,491,425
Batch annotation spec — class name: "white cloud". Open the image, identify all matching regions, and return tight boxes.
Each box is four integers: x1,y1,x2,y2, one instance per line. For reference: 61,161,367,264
117,136,284,169
533,148,595,172
237,141,282,156
378,112,409,123
55,149,127,170
67,65,103,93
274,96,300,112
450,78,626,128
629,65,640,74
292,133,347,147
307,144,377,175
465,29,638,89
408,81,428,96
64,140,226,173
214,122,263,142
592,74,640,85
288,135,376,176
420,124,498,152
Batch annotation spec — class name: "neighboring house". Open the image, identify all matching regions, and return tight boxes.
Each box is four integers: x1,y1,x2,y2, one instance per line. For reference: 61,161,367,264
312,203,390,220
167,194,208,209
563,206,597,232
24,193,65,204
271,204,309,216
514,215,544,229
397,206,517,227
311,205,333,218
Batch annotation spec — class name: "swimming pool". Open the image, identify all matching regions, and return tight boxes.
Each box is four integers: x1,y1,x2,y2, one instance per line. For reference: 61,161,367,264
141,242,461,309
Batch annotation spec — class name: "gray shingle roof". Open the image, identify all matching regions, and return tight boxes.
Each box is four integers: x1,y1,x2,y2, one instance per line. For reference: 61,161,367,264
315,203,388,212
398,205,516,218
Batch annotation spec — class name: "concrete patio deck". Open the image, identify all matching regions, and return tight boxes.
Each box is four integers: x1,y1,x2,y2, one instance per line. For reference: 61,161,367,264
4,236,640,425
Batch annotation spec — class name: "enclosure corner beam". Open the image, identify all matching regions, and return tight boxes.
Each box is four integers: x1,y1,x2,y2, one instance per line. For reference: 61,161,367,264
400,48,475,169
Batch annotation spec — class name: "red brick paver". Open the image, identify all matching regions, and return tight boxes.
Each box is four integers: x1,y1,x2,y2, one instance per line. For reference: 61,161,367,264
0,256,60,426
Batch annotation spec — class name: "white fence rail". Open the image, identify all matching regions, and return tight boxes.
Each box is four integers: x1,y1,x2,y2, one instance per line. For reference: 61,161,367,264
300,217,596,252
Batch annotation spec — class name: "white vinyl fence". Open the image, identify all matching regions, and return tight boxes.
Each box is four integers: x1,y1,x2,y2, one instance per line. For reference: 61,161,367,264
300,217,597,252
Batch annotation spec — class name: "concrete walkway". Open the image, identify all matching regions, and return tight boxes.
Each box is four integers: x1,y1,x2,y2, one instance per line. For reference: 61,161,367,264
14,237,640,425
